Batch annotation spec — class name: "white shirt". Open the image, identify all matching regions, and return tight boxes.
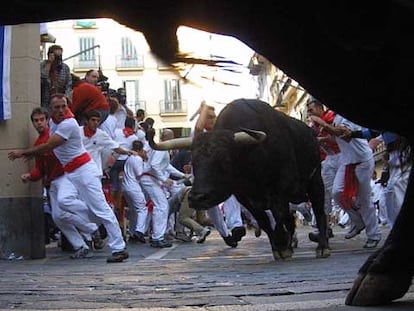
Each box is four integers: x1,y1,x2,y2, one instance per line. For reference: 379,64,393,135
80,126,120,175
333,114,373,164
113,128,138,161
50,118,87,165
114,105,127,129
135,128,151,151
144,149,185,183
99,114,117,139
122,155,145,192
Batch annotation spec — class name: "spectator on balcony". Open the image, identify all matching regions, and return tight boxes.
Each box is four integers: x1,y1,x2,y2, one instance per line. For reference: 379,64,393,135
41,45,72,108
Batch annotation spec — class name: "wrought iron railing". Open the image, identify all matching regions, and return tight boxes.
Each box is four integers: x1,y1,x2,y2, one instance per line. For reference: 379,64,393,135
115,55,144,70
159,99,187,115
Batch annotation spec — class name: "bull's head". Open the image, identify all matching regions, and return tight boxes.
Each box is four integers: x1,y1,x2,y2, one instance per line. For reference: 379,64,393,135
147,127,266,151
147,128,266,210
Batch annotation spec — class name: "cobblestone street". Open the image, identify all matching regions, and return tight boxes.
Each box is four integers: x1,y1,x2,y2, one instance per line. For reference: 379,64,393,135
0,224,413,311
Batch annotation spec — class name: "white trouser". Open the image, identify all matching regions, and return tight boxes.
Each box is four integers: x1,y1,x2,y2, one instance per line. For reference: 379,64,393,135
333,158,381,241
49,175,98,250
385,151,411,227
207,205,229,237
222,195,243,230
66,161,126,253
123,188,148,235
166,182,186,234
167,184,188,234
375,186,388,224
140,175,169,241
321,153,341,215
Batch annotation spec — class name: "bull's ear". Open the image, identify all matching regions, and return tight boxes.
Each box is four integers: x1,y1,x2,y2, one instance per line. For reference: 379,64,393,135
234,128,266,144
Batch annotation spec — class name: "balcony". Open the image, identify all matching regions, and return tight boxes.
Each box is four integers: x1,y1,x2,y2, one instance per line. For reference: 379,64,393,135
115,55,145,71
159,99,187,116
72,58,98,71
126,100,146,114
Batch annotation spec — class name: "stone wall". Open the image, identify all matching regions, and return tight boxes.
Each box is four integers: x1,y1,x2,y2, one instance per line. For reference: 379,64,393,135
0,24,45,259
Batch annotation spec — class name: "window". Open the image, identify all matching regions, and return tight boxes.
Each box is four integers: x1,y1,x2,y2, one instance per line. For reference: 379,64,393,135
163,79,182,113
124,80,145,112
78,37,97,68
74,20,97,28
116,37,144,69
121,37,137,60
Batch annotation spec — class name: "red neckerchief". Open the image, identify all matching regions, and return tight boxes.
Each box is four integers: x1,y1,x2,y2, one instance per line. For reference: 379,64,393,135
83,126,96,138
340,163,360,210
123,127,135,137
51,107,74,124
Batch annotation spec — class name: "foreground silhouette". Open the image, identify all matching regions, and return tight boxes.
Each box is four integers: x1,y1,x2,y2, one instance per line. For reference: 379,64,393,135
1,1,413,306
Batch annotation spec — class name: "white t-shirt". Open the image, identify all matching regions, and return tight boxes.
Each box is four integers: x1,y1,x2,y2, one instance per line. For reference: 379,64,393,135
333,114,373,164
80,126,120,174
122,155,145,192
49,118,87,166
114,105,127,129
144,149,185,183
99,114,117,139
113,128,138,161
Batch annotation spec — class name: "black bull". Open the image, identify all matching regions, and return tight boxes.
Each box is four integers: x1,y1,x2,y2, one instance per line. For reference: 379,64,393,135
2,0,414,306
188,99,329,260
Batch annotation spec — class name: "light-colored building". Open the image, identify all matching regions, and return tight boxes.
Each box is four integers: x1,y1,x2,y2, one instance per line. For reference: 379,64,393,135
45,19,256,138
248,52,309,121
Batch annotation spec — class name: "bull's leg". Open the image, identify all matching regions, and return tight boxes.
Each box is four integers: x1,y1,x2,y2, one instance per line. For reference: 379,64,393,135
237,198,281,260
307,167,331,258
269,200,294,260
346,167,414,306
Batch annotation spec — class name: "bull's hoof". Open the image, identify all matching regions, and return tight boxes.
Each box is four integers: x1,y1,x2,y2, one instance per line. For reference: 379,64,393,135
315,247,331,258
346,272,412,306
272,249,293,260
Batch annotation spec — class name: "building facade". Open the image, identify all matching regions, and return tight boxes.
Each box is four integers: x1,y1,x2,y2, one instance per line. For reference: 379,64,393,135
45,19,256,138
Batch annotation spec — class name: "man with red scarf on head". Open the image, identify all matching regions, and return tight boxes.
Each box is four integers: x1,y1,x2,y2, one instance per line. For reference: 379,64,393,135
8,94,128,263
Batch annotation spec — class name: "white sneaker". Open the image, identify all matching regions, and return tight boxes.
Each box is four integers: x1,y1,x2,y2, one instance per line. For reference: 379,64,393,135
70,246,93,259
197,227,211,244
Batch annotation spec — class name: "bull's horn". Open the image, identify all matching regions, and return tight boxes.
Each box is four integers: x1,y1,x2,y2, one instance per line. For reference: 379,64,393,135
151,137,193,150
147,128,193,150
234,129,266,144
